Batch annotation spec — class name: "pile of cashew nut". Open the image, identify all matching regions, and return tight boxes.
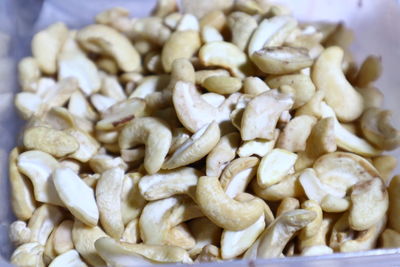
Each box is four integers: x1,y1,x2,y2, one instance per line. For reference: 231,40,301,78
9,0,400,266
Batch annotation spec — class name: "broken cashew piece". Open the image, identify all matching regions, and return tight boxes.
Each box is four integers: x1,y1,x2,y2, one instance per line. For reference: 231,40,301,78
49,250,87,267
28,204,63,246
196,176,265,231
9,220,32,246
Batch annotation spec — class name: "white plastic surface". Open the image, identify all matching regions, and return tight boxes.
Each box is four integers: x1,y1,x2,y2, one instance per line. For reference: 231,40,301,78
1,0,400,266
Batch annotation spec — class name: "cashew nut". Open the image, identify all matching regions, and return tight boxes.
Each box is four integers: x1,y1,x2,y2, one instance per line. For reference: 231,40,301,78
28,204,63,246
167,223,196,250
276,197,300,217
18,57,41,91
320,194,350,213
237,132,279,157
227,12,258,51
202,76,242,95
121,172,147,225
9,220,32,246
49,250,87,267
243,76,270,96
52,220,74,255
89,153,127,173
10,242,45,267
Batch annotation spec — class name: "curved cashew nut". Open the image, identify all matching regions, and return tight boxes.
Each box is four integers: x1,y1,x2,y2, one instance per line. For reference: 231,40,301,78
349,178,388,231
162,122,220,170
360,107,400,150
95,237,193,265
119,117,172,174
196,176,265,231
10,242,45,267
139,167,201,200
312,46,364,122
76,24,140,72
252,173,304,201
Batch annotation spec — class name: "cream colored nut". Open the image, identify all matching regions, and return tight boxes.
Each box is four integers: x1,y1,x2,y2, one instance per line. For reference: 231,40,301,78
139,196,202,246
199,41,255,78
63,128,100,162
312,46,364,122
68,91,98,121
9,220,32,246
182,0,233,18
96,98,146,131
119,117,172,174
320,194,350,213
32,22,68,74
53,167,99,226
360,107,400,150
18,57,41,91
276,197,300,217
121,173,147,224
248,16,297,56
266,74,316,109
99,74,126,101
166,58,195,92
121,218,140,244
167,223,196,250
227,12,257,51
23,126,79,158
349,178,388,231
28,204,63,246
295,90,325,118
196,176,265,231
340,216,386,252
277,115,316,152
95,236,192,265
354,55,382,87
188,218,222,257
257,148,297,188
77,24,140,72
96,130,118,144
299,217,332,251
195,69,230,84
201,26,223,43
299,200,323,239
304,117,336,160
164,12,183,30
381,228,400,248
203,76,242,95
221,214,265,259
162,122,220,170
58,51,101,96
243,76,270,96
49,249,87,267
320,102,382,156
139,167,201,201
89,154,127,173
153,0,177,17
15,92,43,119
10,242,45,267
129,75,170,99
206,132,240,177
90,94,117,113
96,167,125,238
177,14,200,31
173,81,239,133
241,90,293,140
388,175,400,232
252,172,304,201
72,220,108,266
17,150,63,205
252,46,313,75
161,30,201,72
245,209,316,259
39,78,79,114
220,157,259,198
52,220,74,255
301,245,333,256
237,132,278,157
195,244,221,262
357,86,384,109
131,17,171,46
9,148,36,221
372,155,397,183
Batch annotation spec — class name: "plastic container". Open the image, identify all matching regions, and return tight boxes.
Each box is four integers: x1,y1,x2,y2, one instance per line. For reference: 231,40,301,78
1,0,399,266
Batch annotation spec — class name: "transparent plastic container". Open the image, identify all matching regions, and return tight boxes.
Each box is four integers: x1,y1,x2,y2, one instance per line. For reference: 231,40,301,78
1,0,399,266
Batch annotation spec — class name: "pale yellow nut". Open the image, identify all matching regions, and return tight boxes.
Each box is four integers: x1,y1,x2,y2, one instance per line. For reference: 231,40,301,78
99,73,127,101
96,57,119,75
161,30,201,72
72,220,108,266
52,220,74,255
177,13,200,31
17,150,63,206
68,91,98,121
131,17,171,46
276,197,300,217
241,90,293,140
381,228,400,248
23,126,79,158
195,244,221,262
119,117,172,174
195,69,230,85
227,12,258,51
372,155,397,183
49,250,87,267
9,220,32,246
301,245,333,256
257,148,297,188
32,22,68,74
9,147,36,221
354,55,382,88
53,167,99,226
64,128,99,162
182,0,233,18
312,46,364,122
95,7,130,27
18,57,41,91
76,24,140,72
252,46,313,75
237,132,278,158
120,148,145,163
201,26,223,43
139,167,201,201
199,10,226,32
360,107,400,151
96,167,125,239
202,76,242,95
153,0,177,17
196,176,265,231
162,122,221,170
90,94,117,113
235,0,272,14
299,200,323,239
199,41,255,78
243,76,270,96
10,242,45,267
164,12,183,30
167,223,196,250
14,92,43,120
88,154,127,173
121,173,147,225
144,51,163,74
129,75,170,99
188,218,222,257
121,218,140,244
304,117,336,160
295,90,325,118
349,178,388,231
320,195,350,213
248,16,297,56
42,221,57,265
28,204,63,246
95,236,193,265
299,217,332,252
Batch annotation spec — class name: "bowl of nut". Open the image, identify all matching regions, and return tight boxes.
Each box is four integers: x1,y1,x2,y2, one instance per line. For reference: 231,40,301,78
1,0,400,266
